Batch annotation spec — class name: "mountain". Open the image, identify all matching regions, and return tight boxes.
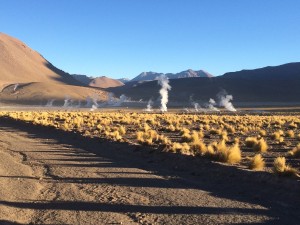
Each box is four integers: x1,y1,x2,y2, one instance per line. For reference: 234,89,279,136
89,76,124,88
0,32,81,88
117,78,130,83
71,74,91,85
131,69,213,81
131,72,164,82
108,62,300,106
72,74,124,88
130,69,213,82
222,62,300,79
166,69,213,79
0,32,107,105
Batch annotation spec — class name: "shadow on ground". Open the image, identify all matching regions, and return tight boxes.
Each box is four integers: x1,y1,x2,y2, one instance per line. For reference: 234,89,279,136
0,117,299,225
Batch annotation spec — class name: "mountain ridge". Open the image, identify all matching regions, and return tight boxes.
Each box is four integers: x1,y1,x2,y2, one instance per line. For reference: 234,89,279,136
108,62,300,104
0,32,107,105
71,74,124,88
131,69,213,82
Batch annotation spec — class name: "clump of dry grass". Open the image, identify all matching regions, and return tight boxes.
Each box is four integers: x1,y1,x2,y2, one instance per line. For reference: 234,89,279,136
226,143,242,164
272,130,285,144
136,129,159,145
288,143,300,157
104,130,122,141
245,137,258,148
272,131,281,141
286,130,295,138
259,130,267,136
253,138,268,153
180,128,191,141
273,157,299,177
245,137,268,152
118,126,126,135
249,154,265,171
168,142,191,155
207,140,241,164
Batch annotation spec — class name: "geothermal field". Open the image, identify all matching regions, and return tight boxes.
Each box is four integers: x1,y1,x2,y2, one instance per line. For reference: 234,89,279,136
1,8,300,223
1,65,300,225
1,86,300,224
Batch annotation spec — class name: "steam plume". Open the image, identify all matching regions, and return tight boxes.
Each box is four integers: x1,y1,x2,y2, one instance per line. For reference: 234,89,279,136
63,96,71,107
208,98,219,111
45,99,55,107
144,99,153,112
13,83,19,92
217,90,236,112
158,75,171,112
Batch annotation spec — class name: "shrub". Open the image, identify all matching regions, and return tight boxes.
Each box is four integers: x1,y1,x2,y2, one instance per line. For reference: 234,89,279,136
253,138,268,152
272,131,281,141
245,137,258,148
273,157,298,177
226,143,242,164
213,140,241,164
286,130,295,138
259,130,267,136
288,143,300,157
169,142,191,154
249,154,265,171
118,126,126,135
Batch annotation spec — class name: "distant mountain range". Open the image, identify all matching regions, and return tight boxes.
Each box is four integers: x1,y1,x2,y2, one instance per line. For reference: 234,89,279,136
131,69,213,82
72,69,213,87
108,62,300,105
72,74,124,88
1,32,300,106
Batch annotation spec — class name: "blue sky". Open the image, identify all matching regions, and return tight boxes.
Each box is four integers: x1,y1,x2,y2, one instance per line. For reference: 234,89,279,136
1,0,300,79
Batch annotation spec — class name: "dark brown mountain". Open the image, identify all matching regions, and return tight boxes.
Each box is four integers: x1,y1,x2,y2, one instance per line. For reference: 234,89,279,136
108,63,300,105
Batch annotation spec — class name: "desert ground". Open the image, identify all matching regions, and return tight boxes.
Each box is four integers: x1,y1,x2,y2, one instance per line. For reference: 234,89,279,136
0,108,300,225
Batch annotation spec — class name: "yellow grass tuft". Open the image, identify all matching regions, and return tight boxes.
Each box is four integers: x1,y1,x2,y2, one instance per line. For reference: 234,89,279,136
210,140,241,164
288,143,300,157
245,137,258,148
273,157,299,177
259,130,267,136
253,138,268,152
226,143,242,164
286,130,295,138
249,154,265,171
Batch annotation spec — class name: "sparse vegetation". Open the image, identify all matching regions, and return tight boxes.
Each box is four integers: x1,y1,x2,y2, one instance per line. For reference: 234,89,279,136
249,154,265,171
0,111,299,179
273,157,299,177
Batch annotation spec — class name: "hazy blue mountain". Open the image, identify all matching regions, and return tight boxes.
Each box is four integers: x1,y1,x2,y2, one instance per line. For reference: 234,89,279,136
130,69,213,82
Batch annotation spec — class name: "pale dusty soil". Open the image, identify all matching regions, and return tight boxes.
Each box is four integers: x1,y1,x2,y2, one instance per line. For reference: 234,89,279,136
0,118,299,225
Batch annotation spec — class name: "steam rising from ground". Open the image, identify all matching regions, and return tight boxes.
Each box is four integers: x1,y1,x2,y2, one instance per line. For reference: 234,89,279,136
217,90,236,112
158,75,171,112
46,99,55,107
86,95,99,111
13,83,19,92
144,99,153,112
63,96,71,108
101,93,129,107
208,98,219,111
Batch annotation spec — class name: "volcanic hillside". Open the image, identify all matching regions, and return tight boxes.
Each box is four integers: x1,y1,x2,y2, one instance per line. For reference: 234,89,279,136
0,33,107,105
108,63,300,106
72,74,124,88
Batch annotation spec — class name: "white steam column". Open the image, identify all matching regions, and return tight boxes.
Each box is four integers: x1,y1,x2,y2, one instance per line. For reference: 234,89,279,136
158,75,171,112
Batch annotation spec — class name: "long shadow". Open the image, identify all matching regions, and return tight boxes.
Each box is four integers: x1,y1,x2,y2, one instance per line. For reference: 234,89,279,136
0,200,268,215
0,117,299,224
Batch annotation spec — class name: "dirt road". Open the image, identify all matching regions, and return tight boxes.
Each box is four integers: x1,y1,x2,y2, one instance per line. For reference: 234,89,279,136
0,118,299,225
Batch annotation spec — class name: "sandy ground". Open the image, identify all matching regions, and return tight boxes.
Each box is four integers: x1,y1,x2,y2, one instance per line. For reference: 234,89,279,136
0,118,299,225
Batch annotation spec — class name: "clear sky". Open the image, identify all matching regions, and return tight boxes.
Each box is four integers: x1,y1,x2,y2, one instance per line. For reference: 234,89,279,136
1,0,300,79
